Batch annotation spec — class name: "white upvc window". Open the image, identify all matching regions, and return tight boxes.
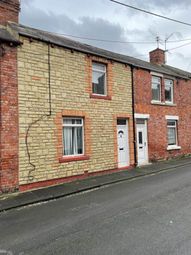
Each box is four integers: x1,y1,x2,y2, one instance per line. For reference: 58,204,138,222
152,76,161,102
167,120,177,146
166,116,181,150
62,117,84,156
92,62,107,95
165,79,174,103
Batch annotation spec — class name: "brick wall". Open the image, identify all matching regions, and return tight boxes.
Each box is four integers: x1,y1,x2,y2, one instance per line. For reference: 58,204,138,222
0,44,19,193
18,37,134,188
149,48,165,65
134,68,191,161
0,0,20,25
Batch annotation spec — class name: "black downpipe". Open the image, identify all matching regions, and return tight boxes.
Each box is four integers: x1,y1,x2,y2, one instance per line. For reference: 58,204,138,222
48,44,52,115
130,65,138,166
26,43,52,181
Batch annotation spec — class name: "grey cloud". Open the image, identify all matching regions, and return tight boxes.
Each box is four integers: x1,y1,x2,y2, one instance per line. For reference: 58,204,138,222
19,0,191,70
21,0,35,7
126,0,191,10
20,6,72,33
20,4,138,56
73,17,138,55
121,0,191,20
167,51,191,71
146,0,191,8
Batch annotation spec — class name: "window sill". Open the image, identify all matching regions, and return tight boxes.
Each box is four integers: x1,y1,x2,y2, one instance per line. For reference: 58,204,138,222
59,155,90,163
151,100,162,105
165,102,176,106
151,101,176,107
90,94,111,100
167,145,181,151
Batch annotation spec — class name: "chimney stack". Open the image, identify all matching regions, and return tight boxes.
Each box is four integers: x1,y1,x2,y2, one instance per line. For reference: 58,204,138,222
149,48,165,65
0,0,20,25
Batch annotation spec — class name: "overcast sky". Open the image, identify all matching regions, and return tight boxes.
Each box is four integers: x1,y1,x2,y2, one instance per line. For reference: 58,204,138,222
20,0,191,71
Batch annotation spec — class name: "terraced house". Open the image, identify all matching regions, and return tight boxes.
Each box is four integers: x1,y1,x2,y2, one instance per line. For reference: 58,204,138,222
1,0,191,193
134,49,191,165
0,0,136,193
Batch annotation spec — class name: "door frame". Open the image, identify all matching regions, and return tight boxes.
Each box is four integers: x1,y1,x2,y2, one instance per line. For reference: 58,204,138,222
135,113,150,166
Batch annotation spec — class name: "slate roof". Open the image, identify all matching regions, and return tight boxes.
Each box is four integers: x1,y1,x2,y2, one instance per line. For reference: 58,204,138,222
6,22,191,80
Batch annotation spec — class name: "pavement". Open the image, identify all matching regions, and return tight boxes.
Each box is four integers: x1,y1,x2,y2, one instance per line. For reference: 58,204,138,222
0,156,191,213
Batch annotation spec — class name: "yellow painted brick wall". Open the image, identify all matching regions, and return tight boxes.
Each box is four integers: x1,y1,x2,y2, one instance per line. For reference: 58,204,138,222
18,36,134,185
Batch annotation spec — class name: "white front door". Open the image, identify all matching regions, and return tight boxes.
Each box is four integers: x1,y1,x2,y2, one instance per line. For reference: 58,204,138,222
136,121,148,166
117,120,129,168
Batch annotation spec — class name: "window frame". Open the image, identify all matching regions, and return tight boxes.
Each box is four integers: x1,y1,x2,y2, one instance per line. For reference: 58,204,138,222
167,120,177,146
62,117,84,157
165,79,174,104
92,61,107,96
166,118,181,150
151,75,161,102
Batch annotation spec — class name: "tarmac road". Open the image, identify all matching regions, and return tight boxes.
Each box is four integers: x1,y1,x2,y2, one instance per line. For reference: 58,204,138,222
1,164,191,254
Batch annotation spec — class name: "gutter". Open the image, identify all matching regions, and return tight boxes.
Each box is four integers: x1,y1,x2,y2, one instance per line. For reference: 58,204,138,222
0,38,20,45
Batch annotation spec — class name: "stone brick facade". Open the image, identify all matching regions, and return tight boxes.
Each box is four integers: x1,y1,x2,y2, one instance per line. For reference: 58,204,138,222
134,67,191,162
17,37,134,190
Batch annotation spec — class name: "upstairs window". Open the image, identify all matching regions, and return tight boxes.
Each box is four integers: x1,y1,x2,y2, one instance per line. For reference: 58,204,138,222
92,62,107,95
167,120,177,146
63,118,84,156
165,79,173,103
152,76,161,102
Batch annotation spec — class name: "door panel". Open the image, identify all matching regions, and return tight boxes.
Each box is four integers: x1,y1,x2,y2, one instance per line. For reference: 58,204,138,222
136,122,148,165
117,121,129,168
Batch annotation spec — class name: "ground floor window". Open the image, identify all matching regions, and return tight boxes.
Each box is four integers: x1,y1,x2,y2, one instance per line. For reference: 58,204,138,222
167,120,177,146
63,117,84,156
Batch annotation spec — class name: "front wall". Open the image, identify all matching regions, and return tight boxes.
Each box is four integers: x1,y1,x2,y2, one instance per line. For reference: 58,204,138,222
134,68,191,161
18,37,134,186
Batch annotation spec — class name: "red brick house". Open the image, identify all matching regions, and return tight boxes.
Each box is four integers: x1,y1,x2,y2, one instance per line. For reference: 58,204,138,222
1,0,191,193
0,0,20,192
134,49,191,165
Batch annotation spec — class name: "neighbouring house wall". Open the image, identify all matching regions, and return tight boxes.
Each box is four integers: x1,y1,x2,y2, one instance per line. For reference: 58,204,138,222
0,44,19,193
18,36,134,189
0,1,20,193
0,0,19,25
134,68,191,161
